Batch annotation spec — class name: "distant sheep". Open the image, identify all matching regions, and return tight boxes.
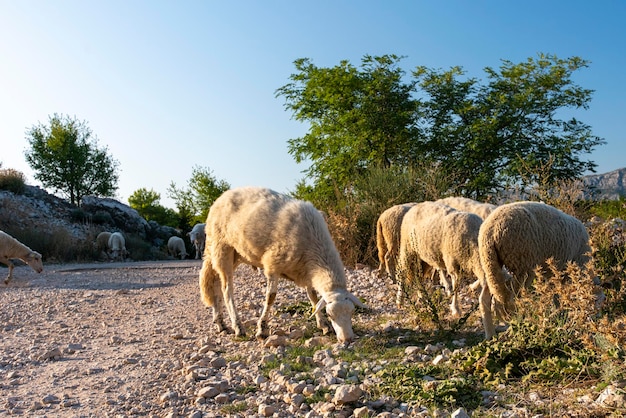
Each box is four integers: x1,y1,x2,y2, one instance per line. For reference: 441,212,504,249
199,187,364,343
478,201,591,339
0,230,43,284
437,196,497,220
167,236,188,260
187,223,206,260
107,232,128,262
376,203,417,281
95,231,112,254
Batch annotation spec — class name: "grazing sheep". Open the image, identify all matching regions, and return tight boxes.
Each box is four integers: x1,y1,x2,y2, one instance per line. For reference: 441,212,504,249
376,203,417,281
187,223,206,260
478,201,591,339
437,196,497,220
199,187,364,343
396,201,457,307
167,236,188,260
437,211,485,316
0,230,43,284
107,232,128,262
95,231,112,254
398,202,484,316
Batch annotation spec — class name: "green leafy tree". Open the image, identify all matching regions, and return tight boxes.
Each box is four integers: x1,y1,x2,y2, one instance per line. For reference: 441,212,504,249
167,166,230,225
276,55,421,205
277,54,605,204
128,187,178,227
24,114,119,206
416,54,605,198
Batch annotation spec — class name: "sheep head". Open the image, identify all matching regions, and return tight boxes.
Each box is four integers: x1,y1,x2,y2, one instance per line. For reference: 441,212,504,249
26,251,43,273
313,290,365,344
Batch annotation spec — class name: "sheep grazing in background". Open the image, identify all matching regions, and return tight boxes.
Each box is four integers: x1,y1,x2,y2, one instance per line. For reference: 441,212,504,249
437,196,497,220
397,202,484,316
107,232,128,262
396,201,457,307
187,223,206,260
376,202,417,281
478,201,591,339
437,211,485,316
167,236,188,260
199,186,365,344
0,230,44,284
95,231,112,254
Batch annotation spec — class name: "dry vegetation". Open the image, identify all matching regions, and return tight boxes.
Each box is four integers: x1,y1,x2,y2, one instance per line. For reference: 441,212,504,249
2,167,626,416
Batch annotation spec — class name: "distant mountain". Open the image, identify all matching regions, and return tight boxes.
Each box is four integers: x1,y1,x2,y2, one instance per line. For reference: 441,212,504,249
583,167,626,200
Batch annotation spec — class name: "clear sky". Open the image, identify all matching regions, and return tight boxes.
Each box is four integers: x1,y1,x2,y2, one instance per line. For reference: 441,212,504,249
1,1,624,208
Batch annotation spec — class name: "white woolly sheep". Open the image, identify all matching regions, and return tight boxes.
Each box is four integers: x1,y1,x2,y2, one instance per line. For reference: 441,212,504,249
107,232,128,262
398,202,484,316
199,187,365,343
437,196,497,220
396,202,457,305
95,231,111,254
376,203,417,281
187,223,206,260
0,230,43,284
478,201,591,339
167,236,188,260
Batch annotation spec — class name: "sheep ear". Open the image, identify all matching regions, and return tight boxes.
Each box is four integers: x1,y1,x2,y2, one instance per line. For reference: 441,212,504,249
348,293,366,309
310,298,327,318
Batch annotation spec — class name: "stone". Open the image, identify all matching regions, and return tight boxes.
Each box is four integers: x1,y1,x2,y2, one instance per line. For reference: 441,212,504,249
332,384,363,404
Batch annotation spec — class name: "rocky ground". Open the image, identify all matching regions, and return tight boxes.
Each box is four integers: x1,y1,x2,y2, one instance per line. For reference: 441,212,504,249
0,260,622,418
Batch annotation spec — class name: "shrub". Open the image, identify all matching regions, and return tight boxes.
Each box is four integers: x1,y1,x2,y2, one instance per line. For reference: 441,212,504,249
0,168,26,194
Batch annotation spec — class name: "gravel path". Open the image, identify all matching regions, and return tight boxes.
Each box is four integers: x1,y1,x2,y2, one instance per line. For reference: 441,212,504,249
0,260,413,417
1,261,616,417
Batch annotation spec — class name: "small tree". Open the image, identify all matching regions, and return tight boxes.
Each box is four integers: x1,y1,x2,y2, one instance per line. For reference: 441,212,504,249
24,114,119,206
128,187,178,227
167,166,230,225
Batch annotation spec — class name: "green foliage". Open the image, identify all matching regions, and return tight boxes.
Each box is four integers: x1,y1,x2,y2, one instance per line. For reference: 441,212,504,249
24,114,120,206
167,165,230,226
0,168,26,194
278,53,604,205
128,187,179,227
456,259,622,390
590,197,626,220
374,364,481,409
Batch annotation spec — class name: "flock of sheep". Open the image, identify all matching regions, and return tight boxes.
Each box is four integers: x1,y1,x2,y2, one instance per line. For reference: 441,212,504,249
0,186,592,344
198,188,591,343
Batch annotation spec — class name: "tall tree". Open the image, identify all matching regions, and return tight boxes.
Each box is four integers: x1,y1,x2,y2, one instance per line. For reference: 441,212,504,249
24,114,119,206
416,54,605,198
277,54,605,204
167,166,230,225
276,55,421,204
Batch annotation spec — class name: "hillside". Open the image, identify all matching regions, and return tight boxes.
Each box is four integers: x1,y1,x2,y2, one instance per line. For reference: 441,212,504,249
583,167,626,200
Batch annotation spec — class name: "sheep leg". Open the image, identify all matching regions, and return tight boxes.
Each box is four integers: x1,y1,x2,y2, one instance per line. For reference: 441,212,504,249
211,291,228,334
479,282,496,339
448,273,461,318
306,287,332,334
214,253,245,337
4,261,14,285
256,274,278,340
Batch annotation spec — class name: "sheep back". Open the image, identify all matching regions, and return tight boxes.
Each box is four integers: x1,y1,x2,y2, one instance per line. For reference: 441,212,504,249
437,196,497,220
478,201,591,306
205,187,346,292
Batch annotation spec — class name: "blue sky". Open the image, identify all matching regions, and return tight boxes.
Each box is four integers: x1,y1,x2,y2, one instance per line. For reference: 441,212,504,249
1,1,624,208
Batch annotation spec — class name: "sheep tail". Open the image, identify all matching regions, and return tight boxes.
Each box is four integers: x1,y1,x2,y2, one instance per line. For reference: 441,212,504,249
480,237,511,307
199,259,218,308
